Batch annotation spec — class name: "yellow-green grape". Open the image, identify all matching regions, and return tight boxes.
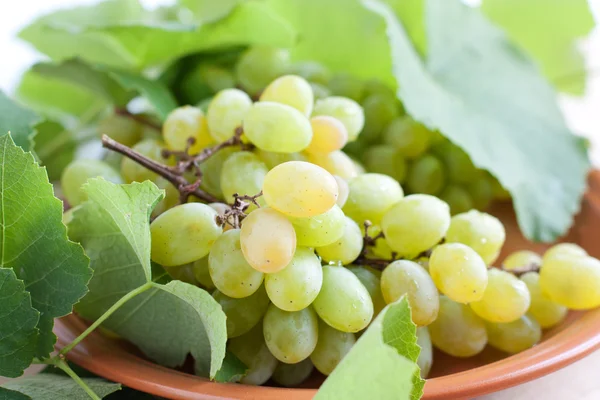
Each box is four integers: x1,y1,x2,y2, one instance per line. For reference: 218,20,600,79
208,229,264,298
150,203,222,266
213,286,269,338
61,159,123,206
347,265,386,317
334,175,349,208
163,264,196,285
206,88,252,142
235,46,290,95
313,265,374,332
520,272,567,328
466,176,493,210
439,185,474,215
445,210,506,265
362,145,407,183
305,116,349,154
414,256,430,272
181,64,235,103
433,141,479,184
382,194,451,258
262,161,338,218
310,320,356,375
163,106,213,154
503,250,542,271
313,96,365,141
265,247,323,312
287,61,330,85
485,315,542,354
416,327,433,378
363,79,396,98
98,113,142,147
121,139,165,183
220,151,267,206
151,177,179,218
260,75,314,116
470,268,530,323
229,323,278,385
406,154,446,195
542,243,587,264
289,205,346,247
307,150,360,180
255,149,306,170
342,173,404,226
361,93,400,144
317,217,363,265
263,304,319,364
240,207,296,273
272,359,314,387
192,256,214,290
198,147,236,198
540,254,600,309
429,296,487,357
383,117,431,159
429,243,488,303
352,158,366,175
62,206,78,226
328,73,365,101
380,260,439,326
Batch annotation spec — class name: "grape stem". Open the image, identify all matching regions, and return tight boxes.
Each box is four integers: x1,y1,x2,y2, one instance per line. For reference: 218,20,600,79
216,191,263,229
114,107,162,131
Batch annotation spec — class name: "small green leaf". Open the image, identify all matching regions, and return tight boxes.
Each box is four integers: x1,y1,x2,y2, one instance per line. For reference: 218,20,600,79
0,92,41,152
0,269,39,378
214,352,248,383
2,374,121,400
0,387,30,400
178,0,243,24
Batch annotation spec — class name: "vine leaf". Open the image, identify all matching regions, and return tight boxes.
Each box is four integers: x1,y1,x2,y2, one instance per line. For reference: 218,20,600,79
0,92,41,152
1,374,121,400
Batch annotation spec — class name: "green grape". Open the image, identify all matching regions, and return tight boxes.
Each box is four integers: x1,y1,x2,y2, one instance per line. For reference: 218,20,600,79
334,175,349,208
313,96,365,141
310,320,356,375
328,73,365,101
272,359,314,387
197,97,212,114
163,263,196,285
382,194,450,258
262,161,339,218
235,46,290,95
180,64,234,104
416,327,433,378
363,79,396,99
240,207,296,273
208,229,264,298
470,268,530,322
503,250,542,271
405,154,446,195
150,203,222,267
220,151,267,206
414,256,430,272
317,217,363,265
198,147,236,199
542,243,587,264
383,117,431,159
361,93,400,144
62,206,78,226
192,256,214,290
286,61,331,84
307,150,360,180
540,254,600,309
98,113,142,147
121,139,166,183
305,116,349,154
313,265,374,332
445,210,506,265
485,315,542,354
260,75,314,116
263,304,319,364
490,176,511,200
243,102,312,153
163,106,213,154
151,176,180,218
255,149,306,170
264,247,323,312
439,185,473,215
380,260,439,326
466,176,493,210
520,272,567,328
206,88,252,142
347,266,386,317
429,243,488,304
310,82,332,100
213,286,270,338
61,159,123,206
429,296,487,357
433,141,479,184
362,224,394,260
362,145,407,183
290,205,346,247
343,173,404,225
229,323,278,385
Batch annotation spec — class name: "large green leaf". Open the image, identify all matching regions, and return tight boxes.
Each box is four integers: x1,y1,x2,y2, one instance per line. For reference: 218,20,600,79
0,269,39,378
1,374,121,400
178,0,243,24
0,387,30,400
0,92,41,152
366,0,590,241
0,134,91,358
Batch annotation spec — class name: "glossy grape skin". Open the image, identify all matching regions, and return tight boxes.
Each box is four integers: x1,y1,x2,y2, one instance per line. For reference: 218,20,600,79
317,217,363,265
220,151,267,205
445,210,506,265
121,139,166,183
362,145,407,183
470,268,530,323
429,296,487,357
163,106,212,154
382,194,450,258
381,260,439,326
520,272,566,328
305,116,349,154
429,243,488,303
163,263,196,285
485,315,542,354
212,286,269,338
312,96,365,141
416,327,433,378
98,113,142,147
347,266,386,317
383,117,431,159
265,247,323,312
310,320,356,375
61,159,123,206
206,88,252,142
542,243,587,263
503,250,542,271
328,73,365,101
405,154,445,195
235,46,290,95
307,150,360,180
272,359,314,387
439,185,473,215
343,173,404,225
262,161,338,218
255,149,307,170
263,304,319,364
290,205,346,247
198,147,236,198
192,256,214,290
334,175,349,208
361,93,400,144
260,75,314,116
229,323,278,385
313,265,374,333
433,141,479,184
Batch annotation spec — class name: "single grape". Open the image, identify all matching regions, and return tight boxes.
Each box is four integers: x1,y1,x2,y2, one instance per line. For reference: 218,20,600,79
313,265,374,332
307,150,360,180
405,154,446,195
466,176,494,210
235,46,290,95
470,268,530,323
305,116,349,154
380,260,439,326
98,113,142,147
163,263,196,285
229,323,278,385
272,359,314,387
361,145,407,183
361,93,400,144
150,203,223,266
313,96,365,141
263,304,319,364
334,175,349,208
220,151,268,206
121,139,166,183
520,272,567,328
151,177,180,218
363,79,397,99
198,147,237,198
503,250,542,271
180,64,235,104
206,88,252,142
213,286,270,338
260,75,314,116
439,185,473,215
433,141,479,184
192,256,214,290
163,106,213,154
342,173,404,226
485,315,542,354
61,159,123,206
328,73,365,101
542,243,587,264
310,320,356,375
383,117,431,159
540,254,600,309
286,61,331,85
254,149,307,170
416,327,433,378
347,265,387,317
317,217,363,265
429,243,488,303
289,205,346,247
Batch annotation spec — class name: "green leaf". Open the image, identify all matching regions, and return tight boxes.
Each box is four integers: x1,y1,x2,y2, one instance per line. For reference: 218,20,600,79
0,92,41,152
481,0,595,95
178,0,243,24
0,134,91,358
0,269,39,378
366,0,590,242
0,387,30,400
2,374,121,400
315,297,419,400
214,352,248,383
32,120,78,181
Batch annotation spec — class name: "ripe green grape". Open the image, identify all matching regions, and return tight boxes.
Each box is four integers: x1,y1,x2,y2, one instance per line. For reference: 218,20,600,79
347,265,386,317
263,304,319,364
272,359,314,387
416,328,433,378
151,177,180,218
439,185,473,215
192,256,214,290
429,243,488,303
206,88,252,142
121,139,166,183
342,173,404,225
290,205,346,247
307,150,360,180
313,265,374,332
98,113,142,147
254,149,306,170
317,217,363,265
305,116,349,154
265,247,323,312
183,64,235,102
150,203,222,266
380,260,439,326
212,286,270,338
445,210,506,265
429,296,487,357
310,320,356,375
240,207,296,273
229,323,278,385
520,272,566,328
540,254,600,309
286,61,331,85
485,315,542,354
163,264,196,285
382,194,450,258
313,96,365,141
470,268,530,323
361,93,400,144
198,146,237,198
61,159,123,206
334,175,349,208
433,141,479,184
542,243,587,264
328,73,365,101
362,145,407,183
405,154,445,195
262,161,338,218
260,75,314,116
235,46,290,95
466,176,493,210
163,106,213,154
220,151,267,206
503,250,542,271
383,117,431,159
